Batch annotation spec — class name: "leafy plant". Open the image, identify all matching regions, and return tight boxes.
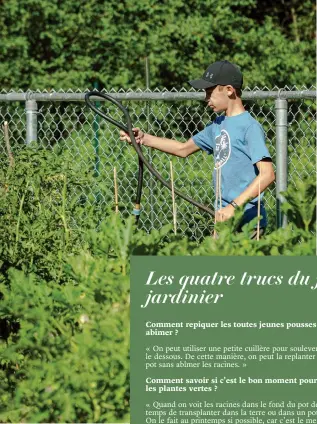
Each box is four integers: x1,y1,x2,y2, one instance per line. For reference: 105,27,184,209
0,145,111,281
281,177,316,232
0,146,315,423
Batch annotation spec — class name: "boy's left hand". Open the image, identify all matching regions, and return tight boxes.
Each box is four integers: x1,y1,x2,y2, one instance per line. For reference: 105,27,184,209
216,205,235,222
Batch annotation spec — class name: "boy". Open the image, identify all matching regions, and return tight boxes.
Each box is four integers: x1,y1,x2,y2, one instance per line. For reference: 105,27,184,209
120,60,275,233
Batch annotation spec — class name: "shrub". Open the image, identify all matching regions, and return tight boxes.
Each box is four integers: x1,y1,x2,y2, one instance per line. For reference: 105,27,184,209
0,146,315,422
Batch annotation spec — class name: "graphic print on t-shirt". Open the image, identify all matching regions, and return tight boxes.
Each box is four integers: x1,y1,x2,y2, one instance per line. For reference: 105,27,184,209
215,129,231,169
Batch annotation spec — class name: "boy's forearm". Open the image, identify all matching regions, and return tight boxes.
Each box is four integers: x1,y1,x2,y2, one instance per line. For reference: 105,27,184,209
234,173,275,206
143,133,185,157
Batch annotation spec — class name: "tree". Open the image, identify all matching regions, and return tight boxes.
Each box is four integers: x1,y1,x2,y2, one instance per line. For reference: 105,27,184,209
0,0,315,90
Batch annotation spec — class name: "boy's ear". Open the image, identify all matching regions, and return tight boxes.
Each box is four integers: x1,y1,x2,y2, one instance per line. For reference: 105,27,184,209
226,85,237,98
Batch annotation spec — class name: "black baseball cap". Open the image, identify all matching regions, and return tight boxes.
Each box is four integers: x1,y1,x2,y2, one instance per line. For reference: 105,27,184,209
189,60,243,90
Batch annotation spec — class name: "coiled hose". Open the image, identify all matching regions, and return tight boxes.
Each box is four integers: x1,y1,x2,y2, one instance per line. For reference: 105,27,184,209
85,91,215,223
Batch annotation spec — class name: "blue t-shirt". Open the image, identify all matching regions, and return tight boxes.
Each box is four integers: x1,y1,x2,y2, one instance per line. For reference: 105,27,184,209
192,111,271,228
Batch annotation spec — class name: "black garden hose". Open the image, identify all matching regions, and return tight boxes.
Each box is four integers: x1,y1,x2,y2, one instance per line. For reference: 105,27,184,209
85,91,215,222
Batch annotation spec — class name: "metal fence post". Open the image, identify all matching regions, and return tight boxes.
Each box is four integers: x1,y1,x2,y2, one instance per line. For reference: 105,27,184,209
145,57,155,227
25,100,38,144
275,98,288,228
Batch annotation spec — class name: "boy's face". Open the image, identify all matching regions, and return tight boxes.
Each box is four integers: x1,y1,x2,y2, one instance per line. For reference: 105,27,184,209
204,85,234,112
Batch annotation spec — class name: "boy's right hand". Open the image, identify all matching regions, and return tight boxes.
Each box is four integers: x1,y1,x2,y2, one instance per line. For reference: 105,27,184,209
119,127,145,145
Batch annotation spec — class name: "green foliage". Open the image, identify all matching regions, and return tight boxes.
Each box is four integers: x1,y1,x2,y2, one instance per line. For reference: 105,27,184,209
0,146,315,422
281,178,316,232
0,0,315,90
0,264,130,423
0,0,315,419
0,145,111,280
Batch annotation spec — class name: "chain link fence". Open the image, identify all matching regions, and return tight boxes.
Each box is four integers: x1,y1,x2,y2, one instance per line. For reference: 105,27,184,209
0,87,316,240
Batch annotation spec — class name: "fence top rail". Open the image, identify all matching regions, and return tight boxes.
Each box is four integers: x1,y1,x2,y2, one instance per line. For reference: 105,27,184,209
0,90,316,102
